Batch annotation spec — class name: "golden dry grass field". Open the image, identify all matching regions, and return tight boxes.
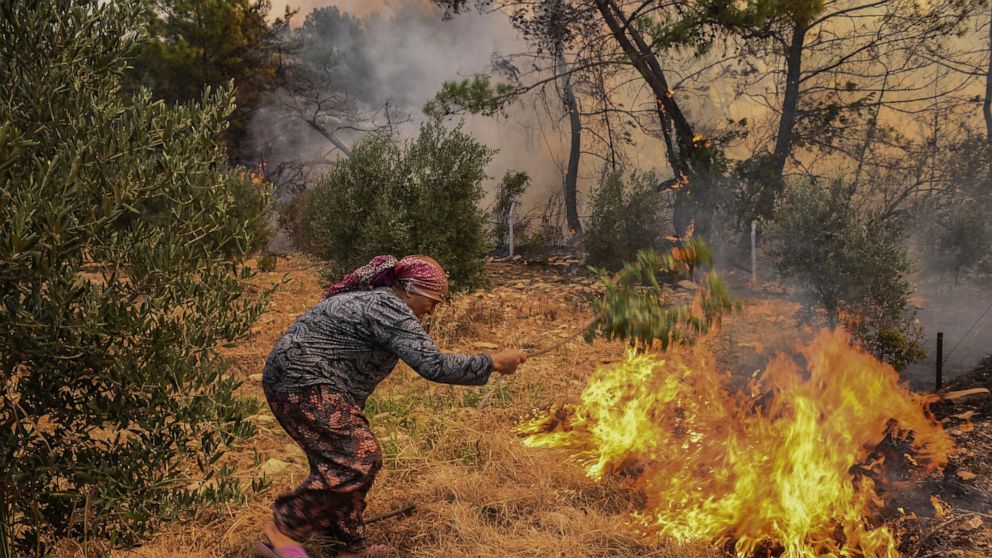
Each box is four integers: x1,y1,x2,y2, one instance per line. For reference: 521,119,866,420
84,254,784,558
70,253,984,558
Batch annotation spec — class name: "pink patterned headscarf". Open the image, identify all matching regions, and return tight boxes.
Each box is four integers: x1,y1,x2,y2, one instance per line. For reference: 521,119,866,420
325,255,449,302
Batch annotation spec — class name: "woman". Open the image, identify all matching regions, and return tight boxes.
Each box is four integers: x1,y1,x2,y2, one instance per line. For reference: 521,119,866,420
257,255,527,558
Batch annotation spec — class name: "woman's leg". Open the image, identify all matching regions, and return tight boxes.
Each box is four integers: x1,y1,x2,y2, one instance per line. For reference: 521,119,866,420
264,384,383,552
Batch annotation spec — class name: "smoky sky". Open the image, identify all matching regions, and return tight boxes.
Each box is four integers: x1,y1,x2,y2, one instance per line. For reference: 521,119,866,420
253,0,736,218
254,1,777,213
253,0,579,213
269,0,390,21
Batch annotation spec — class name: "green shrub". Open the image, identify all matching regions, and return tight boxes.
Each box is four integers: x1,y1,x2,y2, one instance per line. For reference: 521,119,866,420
492,170,530,254
0,2,271,553
584,170,669,270
518,191,567,257
764,180,924,369
304,121,494,291
586,240,741,350
258,252,279,272
278,187,319,254
927,200,992,283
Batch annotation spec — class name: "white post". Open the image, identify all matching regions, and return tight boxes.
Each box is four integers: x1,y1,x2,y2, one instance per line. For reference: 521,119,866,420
750,220,758,285
508,200,515,258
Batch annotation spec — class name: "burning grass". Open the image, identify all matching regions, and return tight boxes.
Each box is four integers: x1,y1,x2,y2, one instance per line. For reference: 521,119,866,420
520,329,953,558
55,254,985,558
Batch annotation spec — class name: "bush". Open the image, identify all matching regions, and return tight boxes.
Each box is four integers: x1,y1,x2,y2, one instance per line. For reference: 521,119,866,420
764,180,924,369
518,191,567,257
915,132,992,283
278,187,319,254
304,121,494,291
584,170,669,270
258,252,279,272
0,2,271,553
492,170,530,255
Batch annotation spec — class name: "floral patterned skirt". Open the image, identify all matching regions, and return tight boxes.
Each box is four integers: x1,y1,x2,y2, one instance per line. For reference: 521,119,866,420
263,383,382,552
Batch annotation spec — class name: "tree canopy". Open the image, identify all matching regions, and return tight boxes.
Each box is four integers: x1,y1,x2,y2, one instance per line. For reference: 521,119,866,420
132,0,290,161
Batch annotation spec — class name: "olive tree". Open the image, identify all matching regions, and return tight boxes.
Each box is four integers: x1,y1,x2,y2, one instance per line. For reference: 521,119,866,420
0,1,272,553
304,122,494,291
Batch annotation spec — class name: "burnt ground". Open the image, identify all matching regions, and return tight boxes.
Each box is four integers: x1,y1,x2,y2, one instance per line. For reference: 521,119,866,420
885,359,992,558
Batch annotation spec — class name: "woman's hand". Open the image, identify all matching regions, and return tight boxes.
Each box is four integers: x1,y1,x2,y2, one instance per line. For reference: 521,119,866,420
491,350,527,375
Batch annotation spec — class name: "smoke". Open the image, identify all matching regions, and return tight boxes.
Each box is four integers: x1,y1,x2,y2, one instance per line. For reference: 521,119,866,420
254,0,748,224
901,277,992,390
253,0,577,216
269,0,393,20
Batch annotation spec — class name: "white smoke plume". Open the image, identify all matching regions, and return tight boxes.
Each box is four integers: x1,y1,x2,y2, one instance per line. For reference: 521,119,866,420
253,0,578,214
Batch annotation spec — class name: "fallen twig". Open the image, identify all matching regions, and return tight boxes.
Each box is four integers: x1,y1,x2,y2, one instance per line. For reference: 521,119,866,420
477,376,505,410
365,504,416,525
941,388,991,401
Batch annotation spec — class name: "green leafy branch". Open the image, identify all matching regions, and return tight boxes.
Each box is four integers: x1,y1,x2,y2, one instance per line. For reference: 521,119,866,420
478,239,739,409
424,75,523,120
586,238,741,350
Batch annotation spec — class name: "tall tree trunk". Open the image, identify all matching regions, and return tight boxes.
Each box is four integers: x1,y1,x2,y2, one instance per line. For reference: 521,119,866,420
772,20,807,178
985,7,992,167
557,54,583,235
593,0,695,178
593,0,699,236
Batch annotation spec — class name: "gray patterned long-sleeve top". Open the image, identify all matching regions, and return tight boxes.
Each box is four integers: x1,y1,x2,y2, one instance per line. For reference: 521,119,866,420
262,287,493,408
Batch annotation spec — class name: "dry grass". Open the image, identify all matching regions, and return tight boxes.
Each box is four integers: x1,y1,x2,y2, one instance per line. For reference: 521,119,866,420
71,255,729,558
50,256,989,557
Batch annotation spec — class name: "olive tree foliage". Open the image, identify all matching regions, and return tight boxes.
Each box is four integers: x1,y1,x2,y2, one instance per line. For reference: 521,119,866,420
764,181,925,369
0,1,272,553
303,122,494,291
584,171,670,271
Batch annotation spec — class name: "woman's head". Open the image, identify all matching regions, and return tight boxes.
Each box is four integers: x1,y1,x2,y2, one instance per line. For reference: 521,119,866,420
395,255,448,300
393,255,448,317
324,254,449,317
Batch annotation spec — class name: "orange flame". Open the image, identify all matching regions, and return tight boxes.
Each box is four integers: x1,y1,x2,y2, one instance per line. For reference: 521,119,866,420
521,329,952,557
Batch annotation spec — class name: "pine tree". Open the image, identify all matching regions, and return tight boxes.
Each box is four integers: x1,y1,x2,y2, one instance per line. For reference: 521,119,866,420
0,1,272,553
132,0,290,161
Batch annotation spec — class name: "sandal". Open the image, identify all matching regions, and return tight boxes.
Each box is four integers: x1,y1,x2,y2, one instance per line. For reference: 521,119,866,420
256,541,310,558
